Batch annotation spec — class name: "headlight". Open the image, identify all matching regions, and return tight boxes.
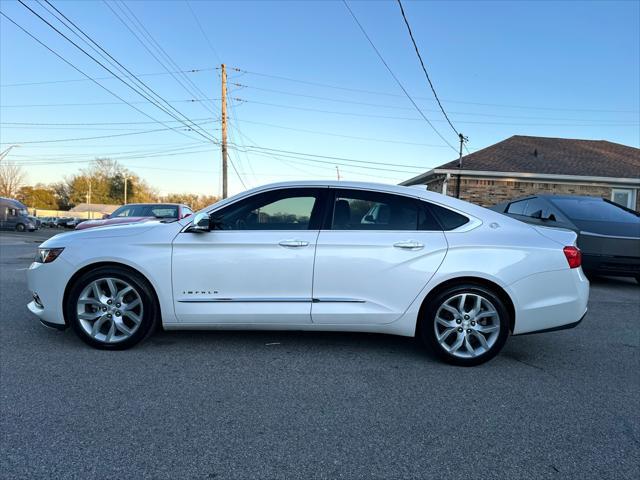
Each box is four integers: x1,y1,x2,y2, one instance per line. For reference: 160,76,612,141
35,247,64,263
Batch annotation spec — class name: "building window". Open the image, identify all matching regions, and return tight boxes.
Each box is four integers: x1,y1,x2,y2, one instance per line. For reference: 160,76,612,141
611,188,636,210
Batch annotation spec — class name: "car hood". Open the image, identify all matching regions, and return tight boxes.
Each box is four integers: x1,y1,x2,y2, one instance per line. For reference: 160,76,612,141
41,220,172,247
572,219,640,238
76,216,152,230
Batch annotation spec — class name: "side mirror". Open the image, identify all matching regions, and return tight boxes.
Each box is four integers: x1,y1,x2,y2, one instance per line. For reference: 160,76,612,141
182,212,192,219
364,214,375,222
530,210,543,219
187,212,210,233
210,214,225,230
102,214,110,219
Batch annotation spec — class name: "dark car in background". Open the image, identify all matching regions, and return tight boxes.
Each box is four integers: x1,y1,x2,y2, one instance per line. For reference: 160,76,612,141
55,217,73,228
492,194,640,282
28,216,41,230
39,217,55,228
75,203,193,230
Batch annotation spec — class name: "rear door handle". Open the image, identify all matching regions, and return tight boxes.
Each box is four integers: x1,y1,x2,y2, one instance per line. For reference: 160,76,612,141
279,240,309,248
393,240,424,250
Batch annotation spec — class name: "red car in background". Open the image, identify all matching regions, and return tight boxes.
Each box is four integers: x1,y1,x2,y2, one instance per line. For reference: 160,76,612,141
75,203,193,230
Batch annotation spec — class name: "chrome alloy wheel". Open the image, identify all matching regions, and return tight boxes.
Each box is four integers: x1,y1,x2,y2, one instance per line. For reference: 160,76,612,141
433,293,500,359
76,277,144,344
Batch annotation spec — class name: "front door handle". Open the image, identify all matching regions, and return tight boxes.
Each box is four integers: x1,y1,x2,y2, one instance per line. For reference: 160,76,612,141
393,240,424,250
278,240,309,248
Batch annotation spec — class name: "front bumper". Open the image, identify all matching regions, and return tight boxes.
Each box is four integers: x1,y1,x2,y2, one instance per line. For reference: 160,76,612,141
26,258,75,327
28,301,67,330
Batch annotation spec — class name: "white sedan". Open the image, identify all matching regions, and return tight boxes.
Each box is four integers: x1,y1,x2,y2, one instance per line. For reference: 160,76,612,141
27,181,589,366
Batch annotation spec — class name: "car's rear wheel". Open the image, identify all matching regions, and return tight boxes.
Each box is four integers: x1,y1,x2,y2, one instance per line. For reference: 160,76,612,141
15,223,25,232
66,266,159,349
419,284,510,366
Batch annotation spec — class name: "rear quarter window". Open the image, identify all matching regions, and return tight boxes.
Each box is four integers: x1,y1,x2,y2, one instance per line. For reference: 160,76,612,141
429,203,469,230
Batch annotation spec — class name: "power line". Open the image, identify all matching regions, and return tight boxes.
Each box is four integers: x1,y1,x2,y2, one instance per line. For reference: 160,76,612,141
3,94,635,124
230,82,640,122
10,142,207,160
228,143,426,170
234,119,452,148
0,67,214,87
0,98,222,108
0,117,215,126
1,124,212,145
185,0,222,63
396,0,459,136
342,1,457,152
235,67,639,114
226,92,256,179
0,10,204,144
12,147,216,166
27,0,217,143
112,0,218,117
12,142,213,160
227,150,248,189
232,147,420,175
235,99,639,126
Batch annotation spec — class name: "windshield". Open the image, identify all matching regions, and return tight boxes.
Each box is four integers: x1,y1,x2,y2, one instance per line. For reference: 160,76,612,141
551,198,639,223
111,204,179,218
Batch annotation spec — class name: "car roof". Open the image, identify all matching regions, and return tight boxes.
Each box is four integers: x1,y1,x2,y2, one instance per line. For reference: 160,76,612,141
534,194,604,201
122,203,185,207
199,180,507,224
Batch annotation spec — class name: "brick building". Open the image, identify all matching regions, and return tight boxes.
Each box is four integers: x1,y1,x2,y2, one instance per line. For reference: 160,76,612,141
401,135,640,211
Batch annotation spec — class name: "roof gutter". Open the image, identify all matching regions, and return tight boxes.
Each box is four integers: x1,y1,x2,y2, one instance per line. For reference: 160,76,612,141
402,169,640,187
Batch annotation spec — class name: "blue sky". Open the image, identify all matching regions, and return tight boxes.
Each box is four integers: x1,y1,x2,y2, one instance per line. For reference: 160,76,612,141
1,0,638,197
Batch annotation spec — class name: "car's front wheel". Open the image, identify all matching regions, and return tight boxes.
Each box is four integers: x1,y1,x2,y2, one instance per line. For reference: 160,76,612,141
15,223,25,232
65,266,159,349
419,284,510,366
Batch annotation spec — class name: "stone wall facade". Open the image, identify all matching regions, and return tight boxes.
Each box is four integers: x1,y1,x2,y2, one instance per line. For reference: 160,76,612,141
423,175,639,210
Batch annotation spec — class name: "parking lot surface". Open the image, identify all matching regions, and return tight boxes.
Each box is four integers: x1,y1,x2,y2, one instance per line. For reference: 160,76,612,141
1,229,639,479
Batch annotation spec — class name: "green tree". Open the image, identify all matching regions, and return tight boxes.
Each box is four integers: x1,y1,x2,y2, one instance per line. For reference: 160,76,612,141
51,181,72,209
65,158,158,206
16,184,58,209
161,193,220,210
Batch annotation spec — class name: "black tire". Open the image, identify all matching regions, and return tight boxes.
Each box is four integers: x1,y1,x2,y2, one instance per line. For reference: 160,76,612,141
65,266,159,350
15,223,25,232
419,283,510,366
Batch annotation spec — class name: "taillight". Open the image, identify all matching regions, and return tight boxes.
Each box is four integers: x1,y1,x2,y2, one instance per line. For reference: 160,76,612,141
563,246,582,269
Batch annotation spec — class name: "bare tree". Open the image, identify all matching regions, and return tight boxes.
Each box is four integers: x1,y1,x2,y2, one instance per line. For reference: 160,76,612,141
0,162,26,198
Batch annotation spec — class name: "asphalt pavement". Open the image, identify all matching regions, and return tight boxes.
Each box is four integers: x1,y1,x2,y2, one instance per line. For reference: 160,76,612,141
1,229,639,479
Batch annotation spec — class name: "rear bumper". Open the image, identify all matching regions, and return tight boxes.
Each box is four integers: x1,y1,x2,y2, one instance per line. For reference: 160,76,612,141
510,268,589,335
582,253,640,277
514,310,586,336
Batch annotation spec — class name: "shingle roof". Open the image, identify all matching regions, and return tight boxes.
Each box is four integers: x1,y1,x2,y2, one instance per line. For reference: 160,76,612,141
69,203,120,213
437,135,640,178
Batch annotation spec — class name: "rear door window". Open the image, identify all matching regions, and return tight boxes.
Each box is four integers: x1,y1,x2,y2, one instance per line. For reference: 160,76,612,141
329,189,419,231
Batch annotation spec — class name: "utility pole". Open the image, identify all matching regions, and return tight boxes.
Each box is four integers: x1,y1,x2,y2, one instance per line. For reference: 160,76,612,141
221,63,228,199
336,166,341,181
86,179,92,219
124,176,128,205
455,133,468,199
